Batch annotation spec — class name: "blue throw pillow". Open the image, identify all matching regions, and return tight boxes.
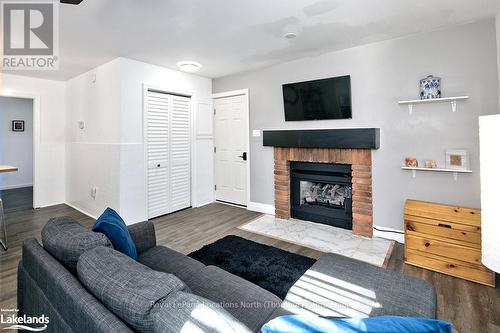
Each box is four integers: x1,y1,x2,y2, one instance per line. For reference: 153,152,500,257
92,208,138,260
261,315,453,333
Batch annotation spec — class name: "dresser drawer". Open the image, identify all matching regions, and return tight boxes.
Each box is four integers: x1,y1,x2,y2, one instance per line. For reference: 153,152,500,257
406,249,495,287
405,217,481,247
405,234,482,265
405,199,480,227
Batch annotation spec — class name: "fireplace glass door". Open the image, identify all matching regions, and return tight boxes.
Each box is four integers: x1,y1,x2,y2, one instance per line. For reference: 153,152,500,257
291,162,352,229
300,181,351,209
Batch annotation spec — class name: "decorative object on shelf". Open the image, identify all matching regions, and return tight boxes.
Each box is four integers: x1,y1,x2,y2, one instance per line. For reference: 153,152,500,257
479,114,500,274
420,75,441,100
12,120,24,132
445,149,469,170
424,160,437,169
404,157,418,168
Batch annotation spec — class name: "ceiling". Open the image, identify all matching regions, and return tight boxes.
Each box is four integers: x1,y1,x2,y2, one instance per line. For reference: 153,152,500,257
3,0,500,81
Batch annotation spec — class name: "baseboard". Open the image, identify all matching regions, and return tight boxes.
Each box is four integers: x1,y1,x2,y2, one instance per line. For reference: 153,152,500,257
195,200,215,208
0,183,33,190
247,202,275,215
64,202,99,220
36,201,64,209
373,225,405,243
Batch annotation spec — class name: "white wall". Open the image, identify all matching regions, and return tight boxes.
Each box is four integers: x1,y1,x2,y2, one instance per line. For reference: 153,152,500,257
213,20,499,231
66,58,213,224
0,97,33,190
0,74,66,207
65,59,122,219
497,11,500,111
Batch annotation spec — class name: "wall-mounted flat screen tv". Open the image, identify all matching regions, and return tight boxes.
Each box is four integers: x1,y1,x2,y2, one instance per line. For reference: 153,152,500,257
282,75,352,121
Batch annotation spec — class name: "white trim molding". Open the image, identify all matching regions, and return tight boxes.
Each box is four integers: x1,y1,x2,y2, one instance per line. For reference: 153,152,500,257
247,202,275,215
64,202,99,220
194,200,215,208
211,89,248,99
373,224,405,243
0,183,33,191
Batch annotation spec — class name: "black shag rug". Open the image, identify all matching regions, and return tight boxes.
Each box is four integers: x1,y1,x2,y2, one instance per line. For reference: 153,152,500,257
188,235,316,299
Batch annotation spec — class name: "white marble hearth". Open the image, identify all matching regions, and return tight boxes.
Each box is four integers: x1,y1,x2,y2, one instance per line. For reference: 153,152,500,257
239,215,394,267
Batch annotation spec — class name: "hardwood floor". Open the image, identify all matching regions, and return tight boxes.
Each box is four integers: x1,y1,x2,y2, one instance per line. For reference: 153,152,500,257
0,187,33,213
0,202,498,333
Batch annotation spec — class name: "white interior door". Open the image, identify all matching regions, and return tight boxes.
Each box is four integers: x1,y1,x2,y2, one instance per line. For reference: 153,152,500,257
214,94,248,206
146,89,191,219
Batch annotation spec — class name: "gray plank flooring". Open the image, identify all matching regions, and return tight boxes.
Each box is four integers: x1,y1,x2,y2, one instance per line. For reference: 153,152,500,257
0,196,498,333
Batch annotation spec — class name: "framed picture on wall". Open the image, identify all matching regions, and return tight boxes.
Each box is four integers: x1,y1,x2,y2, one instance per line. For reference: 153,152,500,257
445,149,469,170
12,120,24,132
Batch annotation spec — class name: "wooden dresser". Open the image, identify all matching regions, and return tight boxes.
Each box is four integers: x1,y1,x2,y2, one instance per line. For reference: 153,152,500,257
404,199,495,287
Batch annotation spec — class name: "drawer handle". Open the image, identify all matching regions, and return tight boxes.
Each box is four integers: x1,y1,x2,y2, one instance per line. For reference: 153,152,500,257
424,242,430,247
438,223,452,229
406,225,415,232
448,264,456,269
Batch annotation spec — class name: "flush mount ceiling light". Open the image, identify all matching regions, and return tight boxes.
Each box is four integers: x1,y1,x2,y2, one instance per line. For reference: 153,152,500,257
283,32,297,39
176,61,202,72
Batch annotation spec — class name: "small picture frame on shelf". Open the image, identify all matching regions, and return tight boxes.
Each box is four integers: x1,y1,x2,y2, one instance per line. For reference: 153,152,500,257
12,120,24,132
446,149,469,170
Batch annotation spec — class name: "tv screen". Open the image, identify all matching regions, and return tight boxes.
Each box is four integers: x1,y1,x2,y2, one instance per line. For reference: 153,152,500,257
282,75,352,121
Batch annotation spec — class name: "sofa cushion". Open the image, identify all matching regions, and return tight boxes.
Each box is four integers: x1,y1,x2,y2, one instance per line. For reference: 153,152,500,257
93,207,138,259
128,221,156,254
185,265,282,332
77,246,187,332
283,253,437,318
139,245,205,284
41,216,112,274
261,315,453,333
152,291,252,333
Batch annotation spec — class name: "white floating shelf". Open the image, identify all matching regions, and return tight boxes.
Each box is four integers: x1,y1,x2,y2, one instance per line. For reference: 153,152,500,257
398,96,469,115
401,166,472,181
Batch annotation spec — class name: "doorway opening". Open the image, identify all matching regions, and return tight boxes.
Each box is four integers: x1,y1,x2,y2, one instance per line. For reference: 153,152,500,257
0,96,34,213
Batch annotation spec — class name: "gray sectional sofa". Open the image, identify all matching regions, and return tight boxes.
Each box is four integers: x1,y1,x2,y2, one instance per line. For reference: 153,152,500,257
18,218,437,333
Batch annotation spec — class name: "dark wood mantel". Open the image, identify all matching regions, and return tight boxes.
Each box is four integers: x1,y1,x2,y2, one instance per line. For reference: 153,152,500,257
263,128,380,149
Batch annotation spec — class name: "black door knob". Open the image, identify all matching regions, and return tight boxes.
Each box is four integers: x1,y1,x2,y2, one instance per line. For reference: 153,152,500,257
238,152,247,161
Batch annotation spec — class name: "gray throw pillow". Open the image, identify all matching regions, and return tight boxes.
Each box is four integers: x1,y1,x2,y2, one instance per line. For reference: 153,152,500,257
41,216,112,273
152,291,251,333
77,246,188,333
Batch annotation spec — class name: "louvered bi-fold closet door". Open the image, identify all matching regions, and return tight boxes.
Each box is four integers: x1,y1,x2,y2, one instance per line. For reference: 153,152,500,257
170,95,191,212
146,90,191,219
147,91,171,218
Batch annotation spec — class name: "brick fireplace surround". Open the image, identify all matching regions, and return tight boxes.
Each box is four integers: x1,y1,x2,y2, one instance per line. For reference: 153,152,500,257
274,147,373,238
